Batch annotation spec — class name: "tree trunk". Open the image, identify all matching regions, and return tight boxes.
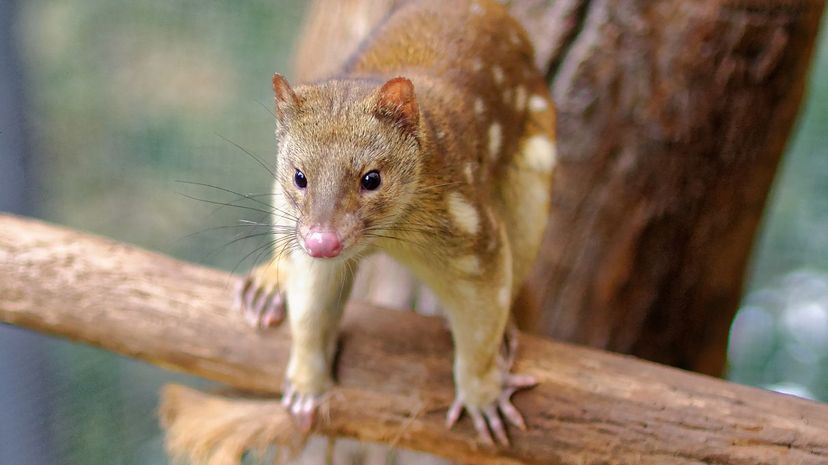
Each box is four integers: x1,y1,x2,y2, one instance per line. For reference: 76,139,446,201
515,0,826,375
293,0,826,376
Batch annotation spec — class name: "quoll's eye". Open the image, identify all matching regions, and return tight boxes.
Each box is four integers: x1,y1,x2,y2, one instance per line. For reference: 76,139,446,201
294,169,307,189
361,170,381,191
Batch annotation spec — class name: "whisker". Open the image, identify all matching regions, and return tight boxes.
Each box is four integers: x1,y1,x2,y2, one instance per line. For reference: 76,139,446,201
363,232,430,251
230,235,292,276
257,100,277,120
178,192,295,221
177,222,273,242
176,180,298,221
220,231,291,252
215,132,276,178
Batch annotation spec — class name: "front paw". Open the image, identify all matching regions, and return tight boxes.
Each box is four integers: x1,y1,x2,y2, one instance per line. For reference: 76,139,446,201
234,267,286,328
281,380,325,433
446,371,537,447
282,364,333,433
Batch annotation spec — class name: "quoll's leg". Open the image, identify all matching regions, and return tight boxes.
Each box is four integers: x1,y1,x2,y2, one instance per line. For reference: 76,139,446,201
442,235,537,446
281,254,356,432
234,260,290,328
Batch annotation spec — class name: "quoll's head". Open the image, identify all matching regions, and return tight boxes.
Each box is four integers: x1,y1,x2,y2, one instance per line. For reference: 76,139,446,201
271,73,422,259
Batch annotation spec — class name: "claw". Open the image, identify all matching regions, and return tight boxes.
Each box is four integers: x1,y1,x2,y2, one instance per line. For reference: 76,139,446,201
296,395,318,433
235,275,286,328
243,280,258,313
446,397,464,428
507,373,537,389
484,405,509,446
262,293,285,326
281,384,320,433
281,384,296,408
445,371,538,446
497,388,526,430
468,408,495,446
251,287,268,319
281,381,321,433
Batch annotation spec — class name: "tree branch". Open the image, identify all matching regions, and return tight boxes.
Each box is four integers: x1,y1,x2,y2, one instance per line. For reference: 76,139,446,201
1,213,826,464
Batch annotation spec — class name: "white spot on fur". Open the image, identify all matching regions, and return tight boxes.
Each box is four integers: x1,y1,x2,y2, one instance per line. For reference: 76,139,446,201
447,192,480,235
529,95,548,112
515,86,527,110
455,255,481,275
474,98,485,117
472,59,483,72
492,66,504,85
522,135,557,172
470,1,483,15
488,123,502,160
498,286,510,307
464,163,475,183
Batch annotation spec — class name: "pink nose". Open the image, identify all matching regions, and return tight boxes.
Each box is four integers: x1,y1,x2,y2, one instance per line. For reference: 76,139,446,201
304,229,343,258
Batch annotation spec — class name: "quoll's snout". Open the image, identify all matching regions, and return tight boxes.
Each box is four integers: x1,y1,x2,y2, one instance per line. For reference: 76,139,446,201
304,228,343,258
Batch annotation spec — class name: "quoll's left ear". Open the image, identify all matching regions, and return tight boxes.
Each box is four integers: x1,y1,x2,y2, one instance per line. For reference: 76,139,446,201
272,73,301,120
374,77,419,137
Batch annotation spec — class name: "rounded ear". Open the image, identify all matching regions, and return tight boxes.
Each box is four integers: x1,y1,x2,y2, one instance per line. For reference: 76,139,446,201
374,77,419,137
272,73,300,119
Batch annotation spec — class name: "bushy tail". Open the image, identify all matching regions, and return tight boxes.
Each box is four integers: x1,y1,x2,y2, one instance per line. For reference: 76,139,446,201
160,385,306,465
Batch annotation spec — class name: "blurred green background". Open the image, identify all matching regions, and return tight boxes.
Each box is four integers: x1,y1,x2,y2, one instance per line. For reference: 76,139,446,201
0,1,826,464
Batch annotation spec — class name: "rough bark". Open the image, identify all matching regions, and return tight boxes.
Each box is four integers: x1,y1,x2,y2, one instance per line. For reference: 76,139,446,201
2,214,827,465
515,0,827,375
294,0,827,376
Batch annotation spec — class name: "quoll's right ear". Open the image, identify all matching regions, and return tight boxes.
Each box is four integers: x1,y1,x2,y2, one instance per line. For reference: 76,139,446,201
272,73,300,119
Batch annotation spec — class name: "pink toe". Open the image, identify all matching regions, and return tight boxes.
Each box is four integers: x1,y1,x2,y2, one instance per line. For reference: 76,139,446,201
297,396,318,432
499,397,527,430
507,374,538,389
281,386,295,408
232,280,245,312
252,289,268,317
263,298,285,326
484,406,509,446
469,409,494,446
446,398,464,428
243,286,256,313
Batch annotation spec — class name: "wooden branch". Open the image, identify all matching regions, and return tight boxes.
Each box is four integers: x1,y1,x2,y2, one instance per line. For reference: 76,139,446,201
1,213,827,465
